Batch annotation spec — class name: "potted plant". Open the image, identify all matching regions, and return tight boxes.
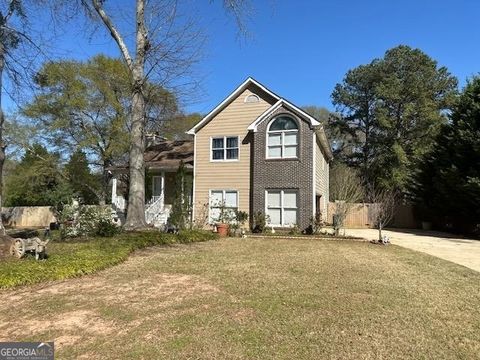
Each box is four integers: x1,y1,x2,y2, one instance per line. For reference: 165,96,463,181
215,201,234,237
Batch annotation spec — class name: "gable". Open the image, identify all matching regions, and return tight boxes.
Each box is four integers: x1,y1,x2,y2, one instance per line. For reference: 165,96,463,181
187,78,279,135
247,99,320,132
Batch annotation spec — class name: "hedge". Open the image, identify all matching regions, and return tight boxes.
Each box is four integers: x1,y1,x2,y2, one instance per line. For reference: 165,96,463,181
0,230,218,289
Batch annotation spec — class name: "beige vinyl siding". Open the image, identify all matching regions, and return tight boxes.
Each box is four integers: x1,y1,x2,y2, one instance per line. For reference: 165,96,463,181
315,139,329,218
194,86,274,223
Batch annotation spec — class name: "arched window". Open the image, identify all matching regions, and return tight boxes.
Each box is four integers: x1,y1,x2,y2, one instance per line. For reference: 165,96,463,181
267,115,298,158
245,94,260,103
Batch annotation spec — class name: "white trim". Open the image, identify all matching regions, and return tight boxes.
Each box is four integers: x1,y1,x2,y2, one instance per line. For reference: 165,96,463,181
192,134,197,221
111,178,117,205
265,189,298,227
265,116,299,160
209,135,240,162
312,132,316,216
186,77,280,135
247,99,320,132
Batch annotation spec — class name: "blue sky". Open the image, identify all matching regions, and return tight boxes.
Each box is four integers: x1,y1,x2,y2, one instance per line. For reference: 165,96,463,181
30,0,480,114
190,0,480,113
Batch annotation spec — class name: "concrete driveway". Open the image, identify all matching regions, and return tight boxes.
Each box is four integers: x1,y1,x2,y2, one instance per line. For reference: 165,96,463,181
344,228,480,273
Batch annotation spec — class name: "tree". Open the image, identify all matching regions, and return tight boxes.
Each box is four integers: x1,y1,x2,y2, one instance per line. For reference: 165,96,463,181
329,163,364,235
367,186,397,241
23,55,178,203
373,46,458,191
303,105,355,162
332,45,458,192
0,0,48,234
76,0,252,229
64,149,101,205
167,161,192,230
4,144,73,207
412,76,480,234
158,112,201,140
331,63,382,183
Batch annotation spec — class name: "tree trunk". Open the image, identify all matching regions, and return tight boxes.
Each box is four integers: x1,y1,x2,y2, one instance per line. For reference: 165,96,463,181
378,224,382,241
124,0,147,229
124,87,146,228
0,47,6,236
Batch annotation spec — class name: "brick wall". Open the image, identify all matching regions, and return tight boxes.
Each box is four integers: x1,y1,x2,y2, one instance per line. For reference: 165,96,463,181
251,106,314,231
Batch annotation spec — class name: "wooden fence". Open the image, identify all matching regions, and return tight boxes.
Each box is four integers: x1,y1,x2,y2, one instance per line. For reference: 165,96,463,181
1,207,56,228
327,202,417,229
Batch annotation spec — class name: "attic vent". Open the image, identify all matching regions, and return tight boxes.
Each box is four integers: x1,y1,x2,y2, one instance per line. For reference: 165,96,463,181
245,94,260,103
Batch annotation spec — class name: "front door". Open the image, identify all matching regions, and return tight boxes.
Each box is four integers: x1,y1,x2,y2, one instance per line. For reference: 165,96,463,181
152,175,163,202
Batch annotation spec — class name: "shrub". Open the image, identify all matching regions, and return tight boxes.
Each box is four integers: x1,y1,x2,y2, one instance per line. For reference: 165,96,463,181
288,224,300,235
228,211,249,237
307,212,325,235
252,211,270,233
96,218,122,237
176,229,218,243
58,203,117,239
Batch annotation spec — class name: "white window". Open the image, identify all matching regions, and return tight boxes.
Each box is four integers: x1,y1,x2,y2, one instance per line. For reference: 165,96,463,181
209,190,238,223
266,190,298,226
267,116,298,159
211,136,239,161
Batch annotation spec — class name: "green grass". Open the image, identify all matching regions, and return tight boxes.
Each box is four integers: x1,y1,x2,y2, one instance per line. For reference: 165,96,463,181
0,230,218,289
0,238,479,359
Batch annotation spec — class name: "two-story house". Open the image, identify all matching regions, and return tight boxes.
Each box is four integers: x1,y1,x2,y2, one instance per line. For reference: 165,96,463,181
187,77,333,231
109,78,332,231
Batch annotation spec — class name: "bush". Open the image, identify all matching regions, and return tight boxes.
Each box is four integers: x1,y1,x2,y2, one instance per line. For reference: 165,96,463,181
96,218,122,237
0,230,219,289
252,211,268,233
176,229,218,243
58,203,117,239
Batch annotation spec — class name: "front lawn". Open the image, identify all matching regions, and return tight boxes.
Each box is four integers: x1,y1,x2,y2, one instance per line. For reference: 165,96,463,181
0,237,479,359
0,230,217,289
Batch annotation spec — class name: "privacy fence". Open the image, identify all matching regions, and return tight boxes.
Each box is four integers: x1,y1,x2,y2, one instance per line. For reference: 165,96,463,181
327,202,417,229
2,207,56,228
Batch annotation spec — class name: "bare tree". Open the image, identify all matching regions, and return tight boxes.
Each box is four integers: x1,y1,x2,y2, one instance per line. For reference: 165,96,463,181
0,0,49,235
368,186,397,241
330,163,364,236
73,0,251,229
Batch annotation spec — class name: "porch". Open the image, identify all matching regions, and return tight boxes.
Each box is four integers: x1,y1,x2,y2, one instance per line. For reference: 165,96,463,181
109,139,194,227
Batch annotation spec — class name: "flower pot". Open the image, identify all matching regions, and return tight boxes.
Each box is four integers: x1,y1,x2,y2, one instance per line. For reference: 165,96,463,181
216,223,229,237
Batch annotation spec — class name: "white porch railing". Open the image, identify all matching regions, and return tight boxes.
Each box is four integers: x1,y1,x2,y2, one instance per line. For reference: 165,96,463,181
145,195,165,224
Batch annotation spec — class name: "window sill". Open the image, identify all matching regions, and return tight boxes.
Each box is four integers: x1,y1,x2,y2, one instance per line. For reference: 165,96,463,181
210,159,240,163
265,157,300,162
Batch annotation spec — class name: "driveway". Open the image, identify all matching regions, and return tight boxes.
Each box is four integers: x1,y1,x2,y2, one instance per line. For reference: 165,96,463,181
344,228,480,273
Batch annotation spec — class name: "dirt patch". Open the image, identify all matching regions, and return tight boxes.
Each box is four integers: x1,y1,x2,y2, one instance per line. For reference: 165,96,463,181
0,252,221,350
0,309,115,345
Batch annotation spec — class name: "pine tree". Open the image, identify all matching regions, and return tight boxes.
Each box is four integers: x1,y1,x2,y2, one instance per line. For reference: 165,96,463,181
65,150,101,205
412,76,480,234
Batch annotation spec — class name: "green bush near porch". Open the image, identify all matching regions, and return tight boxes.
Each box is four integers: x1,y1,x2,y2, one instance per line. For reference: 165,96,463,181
0,230,218,289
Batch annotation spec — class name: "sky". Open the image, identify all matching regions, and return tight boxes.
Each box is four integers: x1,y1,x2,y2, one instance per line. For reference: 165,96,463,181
19,0,480,115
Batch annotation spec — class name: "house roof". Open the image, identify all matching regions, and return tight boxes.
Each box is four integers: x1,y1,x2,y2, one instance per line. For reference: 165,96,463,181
186,77,333,161
246,99,320,131
108,140,194,173
144,139,194,170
